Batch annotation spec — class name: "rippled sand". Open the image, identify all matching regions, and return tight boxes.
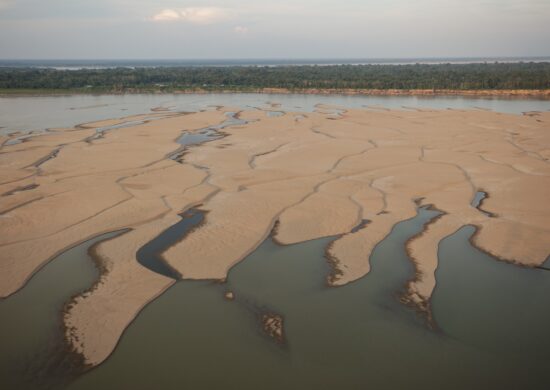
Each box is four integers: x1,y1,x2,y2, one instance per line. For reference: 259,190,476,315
1,106,549,366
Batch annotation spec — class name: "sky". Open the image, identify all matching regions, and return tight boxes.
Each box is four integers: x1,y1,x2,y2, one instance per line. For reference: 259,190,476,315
0,0,549,59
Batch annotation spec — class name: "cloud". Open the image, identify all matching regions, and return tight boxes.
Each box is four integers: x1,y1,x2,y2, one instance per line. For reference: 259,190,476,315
152,7,230,24
234,26,249,34
0,0,13,10
152,9,180,22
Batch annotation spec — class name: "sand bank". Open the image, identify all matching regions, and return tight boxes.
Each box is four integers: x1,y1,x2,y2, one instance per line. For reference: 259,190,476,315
1,106,549,366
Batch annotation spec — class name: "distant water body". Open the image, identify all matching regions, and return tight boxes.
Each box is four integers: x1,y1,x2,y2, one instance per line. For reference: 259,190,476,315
1,93,549,135
1,57,550,70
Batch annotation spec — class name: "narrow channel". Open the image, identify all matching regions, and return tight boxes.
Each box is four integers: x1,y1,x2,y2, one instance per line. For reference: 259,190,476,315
471,190,495,217
136,209,205,279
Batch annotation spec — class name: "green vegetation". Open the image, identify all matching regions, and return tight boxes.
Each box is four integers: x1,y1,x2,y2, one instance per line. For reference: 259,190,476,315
1,62,549,92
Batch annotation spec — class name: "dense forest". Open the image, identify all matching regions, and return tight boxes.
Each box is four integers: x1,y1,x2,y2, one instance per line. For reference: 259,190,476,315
1,62,549,92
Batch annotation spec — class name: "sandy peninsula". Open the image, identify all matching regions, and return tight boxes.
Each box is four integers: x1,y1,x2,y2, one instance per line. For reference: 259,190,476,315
1,104,549,366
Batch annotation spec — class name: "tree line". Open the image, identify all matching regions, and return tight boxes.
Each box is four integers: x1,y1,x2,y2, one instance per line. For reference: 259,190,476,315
1,62,549,91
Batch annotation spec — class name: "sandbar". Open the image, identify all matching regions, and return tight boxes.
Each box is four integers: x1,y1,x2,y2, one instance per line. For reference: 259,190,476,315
1,105,549,366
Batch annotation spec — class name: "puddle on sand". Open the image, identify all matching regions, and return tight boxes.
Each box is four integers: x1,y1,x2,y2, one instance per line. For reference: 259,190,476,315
471,190,487,208
471,190,494,217
176,112,247,147
266,111,285,117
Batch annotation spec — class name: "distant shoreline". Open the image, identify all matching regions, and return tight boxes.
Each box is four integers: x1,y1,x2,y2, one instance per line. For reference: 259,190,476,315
2,57,550,68
1,88,550,99
3,63,549,96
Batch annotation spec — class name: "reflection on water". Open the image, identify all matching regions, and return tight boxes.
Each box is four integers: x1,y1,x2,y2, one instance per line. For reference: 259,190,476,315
64,207,550,390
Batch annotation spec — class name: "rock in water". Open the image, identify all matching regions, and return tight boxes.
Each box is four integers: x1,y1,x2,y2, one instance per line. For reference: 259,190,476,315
262,313,284,343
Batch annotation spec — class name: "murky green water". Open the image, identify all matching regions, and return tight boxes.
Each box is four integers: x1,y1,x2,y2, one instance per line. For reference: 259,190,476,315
1,95,549,389
0,231,125,389
54,207,546,390
433,226,550,362
1,207,549,389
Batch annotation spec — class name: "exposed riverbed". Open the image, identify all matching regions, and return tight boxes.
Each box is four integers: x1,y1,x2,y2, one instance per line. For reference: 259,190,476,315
1,95,549,389
61,207,550,390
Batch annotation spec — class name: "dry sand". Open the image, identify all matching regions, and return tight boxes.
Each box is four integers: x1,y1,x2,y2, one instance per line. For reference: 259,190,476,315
1,105,549,366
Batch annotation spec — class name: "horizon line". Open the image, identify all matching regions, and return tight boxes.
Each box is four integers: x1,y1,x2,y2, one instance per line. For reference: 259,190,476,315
2,56,550,61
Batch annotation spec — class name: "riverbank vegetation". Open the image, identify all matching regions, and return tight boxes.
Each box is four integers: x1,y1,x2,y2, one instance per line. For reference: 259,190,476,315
0,62,549,93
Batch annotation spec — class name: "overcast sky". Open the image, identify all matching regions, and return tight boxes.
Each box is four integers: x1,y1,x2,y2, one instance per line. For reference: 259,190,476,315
0,0,549,59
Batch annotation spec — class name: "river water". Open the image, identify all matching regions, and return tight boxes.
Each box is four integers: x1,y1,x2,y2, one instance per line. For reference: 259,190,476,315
0,95,549,389
0,231,126,389
69,208,550,390
1,93,549,135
